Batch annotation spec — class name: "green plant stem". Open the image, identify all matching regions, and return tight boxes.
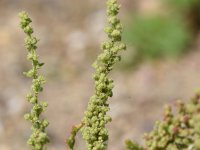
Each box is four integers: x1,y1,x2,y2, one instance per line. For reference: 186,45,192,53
19,11,49,150
67,122,85,150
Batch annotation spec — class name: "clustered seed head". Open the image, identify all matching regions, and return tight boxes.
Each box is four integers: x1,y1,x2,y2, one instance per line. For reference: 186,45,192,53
126,91,200,150
19,11,49,150
81,0,126,150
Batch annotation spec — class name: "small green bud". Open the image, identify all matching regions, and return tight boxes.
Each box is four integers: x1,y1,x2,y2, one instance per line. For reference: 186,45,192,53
41,101,48,107
111,29,120,38
30,97,37,104
24,113,31,120
24,26,33,35
118,43,126,50
26,93,33,100
108,16,119,25
101,41,112,50
18,11,32,28
42,120,49,127
23,69,34,78
104,27,113,34
27,138,33,145
115,23,122,30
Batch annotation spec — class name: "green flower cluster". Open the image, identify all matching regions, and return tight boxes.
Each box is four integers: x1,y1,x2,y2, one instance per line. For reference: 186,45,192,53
81,0,126,149
126,91,200,150
19,11,49,150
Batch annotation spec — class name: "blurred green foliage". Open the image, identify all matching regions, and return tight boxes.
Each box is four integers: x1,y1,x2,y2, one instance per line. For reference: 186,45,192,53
123,15,191,66
121,0,200,68
165,0,199,11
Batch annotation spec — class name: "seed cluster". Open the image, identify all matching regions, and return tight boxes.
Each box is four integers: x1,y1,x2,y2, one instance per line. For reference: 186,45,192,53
19,11,49,150
144,94,200,150
126,91,200,150
81,0,126,149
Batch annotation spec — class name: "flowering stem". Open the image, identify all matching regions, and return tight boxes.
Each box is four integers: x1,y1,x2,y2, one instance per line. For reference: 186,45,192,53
80,0,126,149
19,11,49,150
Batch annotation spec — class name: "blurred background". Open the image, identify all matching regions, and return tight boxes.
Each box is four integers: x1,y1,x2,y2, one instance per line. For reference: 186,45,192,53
0,0,200,149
